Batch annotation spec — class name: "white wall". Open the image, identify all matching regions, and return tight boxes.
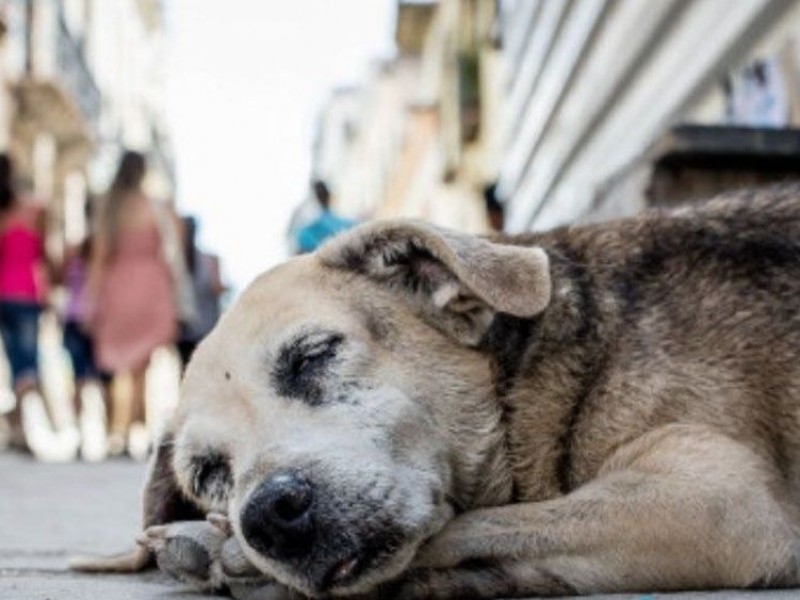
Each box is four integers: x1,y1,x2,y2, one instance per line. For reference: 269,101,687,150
499,0,799,232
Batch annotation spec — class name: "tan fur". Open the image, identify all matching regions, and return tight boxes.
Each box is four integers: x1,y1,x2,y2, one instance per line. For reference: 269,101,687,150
79,186,800,598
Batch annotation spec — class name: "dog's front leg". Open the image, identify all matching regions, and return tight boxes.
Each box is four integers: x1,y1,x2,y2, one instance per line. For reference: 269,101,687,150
396,424,800,599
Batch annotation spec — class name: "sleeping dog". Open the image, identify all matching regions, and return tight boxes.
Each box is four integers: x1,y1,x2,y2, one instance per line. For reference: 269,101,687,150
75,186,800,598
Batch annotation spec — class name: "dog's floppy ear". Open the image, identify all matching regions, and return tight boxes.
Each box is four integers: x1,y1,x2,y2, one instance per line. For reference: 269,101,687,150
319,219,551,344
70,431,204,572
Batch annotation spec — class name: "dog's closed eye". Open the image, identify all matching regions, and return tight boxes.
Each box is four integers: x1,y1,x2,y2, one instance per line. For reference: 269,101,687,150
188,452,233,507
273,331,344,405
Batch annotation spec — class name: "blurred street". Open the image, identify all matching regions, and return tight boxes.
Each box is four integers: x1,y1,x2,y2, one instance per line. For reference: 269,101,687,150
0,451,217,600
0,449,799,600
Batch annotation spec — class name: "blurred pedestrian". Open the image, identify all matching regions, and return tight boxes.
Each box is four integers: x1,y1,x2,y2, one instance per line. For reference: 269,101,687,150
484,182,505,233
295,180,355,253
87,150,183,459
177,216,225,369
61,231,109,462
0,155,73,461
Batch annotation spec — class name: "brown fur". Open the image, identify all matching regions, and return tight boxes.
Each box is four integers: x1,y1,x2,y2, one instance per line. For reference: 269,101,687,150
77,185,800,598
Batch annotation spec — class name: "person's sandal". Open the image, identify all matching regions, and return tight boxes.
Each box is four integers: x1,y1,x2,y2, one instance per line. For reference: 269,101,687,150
21,390,79,462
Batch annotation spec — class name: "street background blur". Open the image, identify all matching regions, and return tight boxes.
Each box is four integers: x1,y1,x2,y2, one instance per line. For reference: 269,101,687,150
5,0,800,597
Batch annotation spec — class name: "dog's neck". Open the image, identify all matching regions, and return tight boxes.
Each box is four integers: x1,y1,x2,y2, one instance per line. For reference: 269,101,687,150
437,237,614,510
427,315,522,510
446,430,514,512
481,240,612,502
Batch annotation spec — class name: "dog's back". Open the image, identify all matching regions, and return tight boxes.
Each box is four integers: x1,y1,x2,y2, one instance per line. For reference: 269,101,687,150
507,185,800,501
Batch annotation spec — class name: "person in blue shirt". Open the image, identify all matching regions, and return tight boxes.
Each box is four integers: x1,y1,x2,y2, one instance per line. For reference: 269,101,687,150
296,181,355,254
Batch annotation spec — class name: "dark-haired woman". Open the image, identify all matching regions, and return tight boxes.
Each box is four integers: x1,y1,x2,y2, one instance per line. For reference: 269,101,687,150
87,151,180,459
0,155,73,460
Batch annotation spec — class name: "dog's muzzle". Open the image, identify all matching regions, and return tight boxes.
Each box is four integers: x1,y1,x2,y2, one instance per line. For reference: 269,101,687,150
239,470,413,594
240,472,315,560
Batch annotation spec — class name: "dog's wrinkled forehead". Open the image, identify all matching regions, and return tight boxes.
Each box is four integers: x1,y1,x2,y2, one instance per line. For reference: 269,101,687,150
179,255,374,417
218,255,355,341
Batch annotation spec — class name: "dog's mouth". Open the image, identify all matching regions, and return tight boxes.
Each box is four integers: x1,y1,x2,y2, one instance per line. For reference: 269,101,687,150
323,552,365,590
314,528,408,594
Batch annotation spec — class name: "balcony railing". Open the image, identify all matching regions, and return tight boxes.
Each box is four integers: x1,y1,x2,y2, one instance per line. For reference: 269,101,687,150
55,8,100,126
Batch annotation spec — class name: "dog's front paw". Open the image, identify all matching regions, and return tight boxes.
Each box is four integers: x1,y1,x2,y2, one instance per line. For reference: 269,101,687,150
139,519,229,591
139,514,291,597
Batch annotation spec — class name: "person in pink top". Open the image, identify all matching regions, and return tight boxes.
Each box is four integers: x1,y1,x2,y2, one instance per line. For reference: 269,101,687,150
87,151,179,458
0,155,54,455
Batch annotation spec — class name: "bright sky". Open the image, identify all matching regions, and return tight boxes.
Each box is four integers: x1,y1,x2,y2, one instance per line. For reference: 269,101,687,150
166,1,395,292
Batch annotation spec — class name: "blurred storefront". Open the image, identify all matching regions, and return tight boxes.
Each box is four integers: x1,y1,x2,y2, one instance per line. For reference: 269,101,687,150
0,0,174,258
309,0,504,234
311,0,800,239
497,0,800,233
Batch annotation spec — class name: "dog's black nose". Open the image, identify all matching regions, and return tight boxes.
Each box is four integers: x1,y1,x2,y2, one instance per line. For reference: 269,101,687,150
240,473,314,559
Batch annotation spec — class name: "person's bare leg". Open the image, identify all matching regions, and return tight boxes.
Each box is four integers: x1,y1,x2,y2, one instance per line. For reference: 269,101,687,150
130,366,147,425
6,395,26,450
11,375,41,449
108,372,131,456
128,365,150,460
5,377,28,449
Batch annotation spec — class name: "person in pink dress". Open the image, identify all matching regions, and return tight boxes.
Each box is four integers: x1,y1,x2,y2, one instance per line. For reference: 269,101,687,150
87,151,178,458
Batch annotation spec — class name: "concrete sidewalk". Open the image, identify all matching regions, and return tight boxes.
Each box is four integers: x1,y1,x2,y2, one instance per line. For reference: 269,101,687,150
2,451,800,600
0,452,215,600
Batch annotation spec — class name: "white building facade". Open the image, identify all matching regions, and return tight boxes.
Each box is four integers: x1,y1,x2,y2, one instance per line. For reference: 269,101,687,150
498,0,800,232
0,0,173,251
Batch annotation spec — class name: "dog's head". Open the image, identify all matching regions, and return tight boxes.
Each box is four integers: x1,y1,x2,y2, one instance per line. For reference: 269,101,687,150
149,220,551,596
